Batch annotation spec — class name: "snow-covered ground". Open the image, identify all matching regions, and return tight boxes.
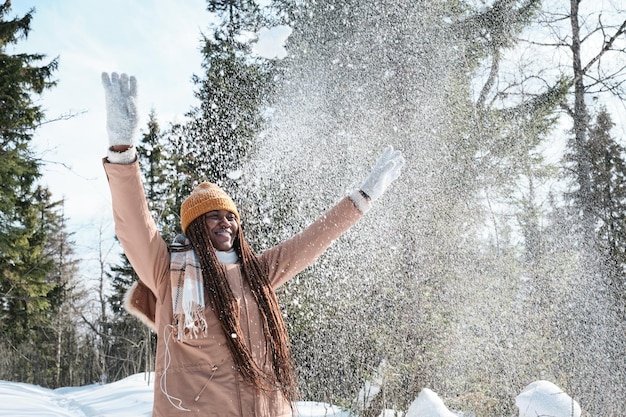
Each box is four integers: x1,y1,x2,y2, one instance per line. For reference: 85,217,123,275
0,373,581,417
0,373,352,417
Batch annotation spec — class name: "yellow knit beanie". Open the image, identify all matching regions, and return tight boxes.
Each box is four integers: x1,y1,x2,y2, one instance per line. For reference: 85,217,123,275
180,182,240,232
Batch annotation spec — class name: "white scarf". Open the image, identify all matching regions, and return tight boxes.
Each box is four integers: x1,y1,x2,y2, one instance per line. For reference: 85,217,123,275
170,235,238,340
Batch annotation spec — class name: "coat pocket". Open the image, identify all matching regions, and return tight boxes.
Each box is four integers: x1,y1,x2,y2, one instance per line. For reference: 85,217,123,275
156,361,238,415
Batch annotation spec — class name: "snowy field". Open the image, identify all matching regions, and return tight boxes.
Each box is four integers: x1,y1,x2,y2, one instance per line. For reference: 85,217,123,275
0,373,581,417
0,373,355,417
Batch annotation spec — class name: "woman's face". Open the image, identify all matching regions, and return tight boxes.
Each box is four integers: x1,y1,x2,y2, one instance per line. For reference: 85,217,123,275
204,210,239,251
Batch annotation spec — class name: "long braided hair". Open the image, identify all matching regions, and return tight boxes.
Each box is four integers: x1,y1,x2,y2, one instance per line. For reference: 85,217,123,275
186,213,299,403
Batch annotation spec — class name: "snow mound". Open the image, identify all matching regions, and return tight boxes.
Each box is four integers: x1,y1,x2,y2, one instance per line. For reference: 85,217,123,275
406,388,459,417
0,380,77,417
0,373,154,417
515,380,581,417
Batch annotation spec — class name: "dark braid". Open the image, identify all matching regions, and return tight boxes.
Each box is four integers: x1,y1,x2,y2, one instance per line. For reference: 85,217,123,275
186,214,299,403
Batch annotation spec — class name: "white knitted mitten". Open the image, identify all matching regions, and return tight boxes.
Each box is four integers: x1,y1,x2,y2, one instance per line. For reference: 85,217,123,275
350,145,405,213
102,72,138,164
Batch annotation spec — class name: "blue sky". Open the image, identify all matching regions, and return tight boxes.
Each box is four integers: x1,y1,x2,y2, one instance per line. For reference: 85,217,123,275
8,0,285,278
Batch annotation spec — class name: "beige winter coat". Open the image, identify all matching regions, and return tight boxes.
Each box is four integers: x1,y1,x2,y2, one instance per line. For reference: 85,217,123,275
103,159,364,417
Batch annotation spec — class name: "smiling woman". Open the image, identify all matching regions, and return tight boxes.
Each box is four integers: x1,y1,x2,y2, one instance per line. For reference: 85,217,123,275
101,71,404,416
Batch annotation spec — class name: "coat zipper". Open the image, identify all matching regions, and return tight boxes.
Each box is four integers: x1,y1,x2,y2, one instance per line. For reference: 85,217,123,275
194,365,218,402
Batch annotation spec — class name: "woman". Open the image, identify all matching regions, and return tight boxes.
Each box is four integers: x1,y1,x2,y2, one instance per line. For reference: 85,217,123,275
101,72,404,416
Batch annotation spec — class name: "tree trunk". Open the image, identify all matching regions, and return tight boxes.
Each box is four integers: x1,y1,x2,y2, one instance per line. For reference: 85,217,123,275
570,0,594,243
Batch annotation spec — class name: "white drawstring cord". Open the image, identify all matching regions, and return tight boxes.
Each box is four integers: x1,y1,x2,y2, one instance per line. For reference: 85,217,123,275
160,324,190,412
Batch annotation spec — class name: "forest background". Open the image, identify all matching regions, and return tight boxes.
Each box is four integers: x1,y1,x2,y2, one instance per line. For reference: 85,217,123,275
1,0,625,416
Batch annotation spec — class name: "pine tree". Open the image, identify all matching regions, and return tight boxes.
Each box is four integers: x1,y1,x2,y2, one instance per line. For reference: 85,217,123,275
588,108,626,296
0,2,85,389
0,1,60,346
169,0,273,219
544,4,626,411
139,111,178,241
16,194,82,387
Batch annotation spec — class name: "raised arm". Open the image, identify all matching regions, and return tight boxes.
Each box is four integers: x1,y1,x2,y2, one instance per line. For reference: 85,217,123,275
101,72,168,297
